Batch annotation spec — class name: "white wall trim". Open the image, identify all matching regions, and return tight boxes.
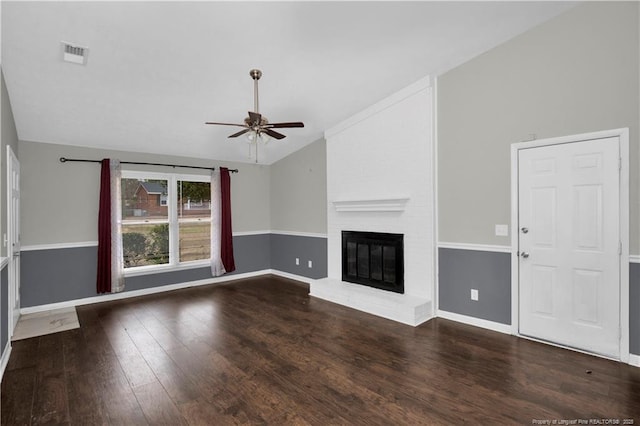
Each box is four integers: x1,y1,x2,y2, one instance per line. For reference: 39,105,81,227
325,75,431,139
437,242,512,253
270,230,328,239
630,255,640,264
437,310,512,335
0,342,11,381
629,354,640,368
510,127,630,363
232,230,271,237
21,241,99,251
20,231,328,252
20,269,273,315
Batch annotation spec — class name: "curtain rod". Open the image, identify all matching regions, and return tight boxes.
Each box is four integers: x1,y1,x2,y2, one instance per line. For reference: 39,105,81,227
59,157,239,173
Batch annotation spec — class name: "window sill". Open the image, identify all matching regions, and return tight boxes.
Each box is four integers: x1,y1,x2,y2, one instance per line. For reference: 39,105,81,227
124,260,210,277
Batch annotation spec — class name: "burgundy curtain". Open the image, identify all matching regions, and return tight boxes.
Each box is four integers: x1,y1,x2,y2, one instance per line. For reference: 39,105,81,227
220,167,236,272
96,159,112,293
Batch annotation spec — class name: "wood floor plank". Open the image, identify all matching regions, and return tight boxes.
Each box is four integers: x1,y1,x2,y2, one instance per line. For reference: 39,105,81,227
64,370,109,425
30,370,69,425
3,275,640,425
132,381,189,425
1,366,36,425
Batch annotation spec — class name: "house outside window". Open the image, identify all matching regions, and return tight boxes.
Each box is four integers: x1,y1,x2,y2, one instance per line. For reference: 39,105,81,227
121,171,211,273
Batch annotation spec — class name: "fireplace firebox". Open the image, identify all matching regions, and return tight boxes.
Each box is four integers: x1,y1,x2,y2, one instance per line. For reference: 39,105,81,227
341,231,404,294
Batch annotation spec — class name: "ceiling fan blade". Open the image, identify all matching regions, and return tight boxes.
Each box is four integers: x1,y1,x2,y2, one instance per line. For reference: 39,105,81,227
266,122,305,129
263,129,286,140
205,121,247,128
248,111,262,125
228,128,251,138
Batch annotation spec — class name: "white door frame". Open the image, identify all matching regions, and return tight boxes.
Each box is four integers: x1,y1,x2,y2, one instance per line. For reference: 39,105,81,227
7,145,20,337
510,128,630,363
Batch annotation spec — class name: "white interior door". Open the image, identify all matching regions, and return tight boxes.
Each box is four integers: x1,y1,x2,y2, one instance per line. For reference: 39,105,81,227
7,146,20,336
518,137,620,359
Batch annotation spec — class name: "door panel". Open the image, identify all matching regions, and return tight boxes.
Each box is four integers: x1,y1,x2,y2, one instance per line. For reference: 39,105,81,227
518,137,620,358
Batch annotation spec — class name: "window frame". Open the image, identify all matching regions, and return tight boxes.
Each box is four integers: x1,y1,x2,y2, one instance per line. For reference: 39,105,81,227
121,170,211,277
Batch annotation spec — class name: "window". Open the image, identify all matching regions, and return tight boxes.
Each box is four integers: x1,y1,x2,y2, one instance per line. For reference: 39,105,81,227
121,171,211,272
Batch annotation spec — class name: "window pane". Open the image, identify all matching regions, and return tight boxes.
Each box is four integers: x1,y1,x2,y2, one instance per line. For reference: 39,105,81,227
177,181,211,220
179,222,211,262
122,223,169,268
122,178,168,221
178,180,211,262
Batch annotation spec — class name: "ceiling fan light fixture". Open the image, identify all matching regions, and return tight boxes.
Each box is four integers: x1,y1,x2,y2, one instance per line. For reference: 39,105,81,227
246,131,271,144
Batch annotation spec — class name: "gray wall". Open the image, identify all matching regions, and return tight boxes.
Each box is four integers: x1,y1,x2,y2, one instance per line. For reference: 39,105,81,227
19,140,271,247
20,234,271,307
270,233,327,279
438,2,639,254
19,232,330,307
438,248,511,325
270,138,327,234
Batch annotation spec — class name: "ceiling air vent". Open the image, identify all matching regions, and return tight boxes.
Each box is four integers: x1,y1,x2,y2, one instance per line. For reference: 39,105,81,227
61,42,88,65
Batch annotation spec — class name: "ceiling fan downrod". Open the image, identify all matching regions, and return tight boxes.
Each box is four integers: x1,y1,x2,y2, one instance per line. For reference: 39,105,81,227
250,69,262,114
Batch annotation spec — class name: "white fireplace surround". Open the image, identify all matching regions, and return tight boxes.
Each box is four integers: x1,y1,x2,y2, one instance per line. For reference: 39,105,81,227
310,76,435,326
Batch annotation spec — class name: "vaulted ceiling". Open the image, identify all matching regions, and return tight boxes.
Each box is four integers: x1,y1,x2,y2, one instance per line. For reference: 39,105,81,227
1,1,576,164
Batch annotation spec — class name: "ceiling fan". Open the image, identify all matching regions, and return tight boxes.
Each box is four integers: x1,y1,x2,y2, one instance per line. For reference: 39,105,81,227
206,69,304,161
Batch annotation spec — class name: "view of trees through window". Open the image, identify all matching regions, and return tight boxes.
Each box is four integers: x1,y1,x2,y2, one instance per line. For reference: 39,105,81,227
121,177,211,268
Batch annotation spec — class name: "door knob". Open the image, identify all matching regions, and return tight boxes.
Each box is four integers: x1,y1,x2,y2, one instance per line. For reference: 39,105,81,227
521,227,529,234
521,252,530,258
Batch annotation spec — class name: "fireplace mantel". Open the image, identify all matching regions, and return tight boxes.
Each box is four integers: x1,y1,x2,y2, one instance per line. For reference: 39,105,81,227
332,197,409,212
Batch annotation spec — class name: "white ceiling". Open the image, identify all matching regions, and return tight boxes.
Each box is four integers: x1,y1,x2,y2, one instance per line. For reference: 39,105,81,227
1,1,576,165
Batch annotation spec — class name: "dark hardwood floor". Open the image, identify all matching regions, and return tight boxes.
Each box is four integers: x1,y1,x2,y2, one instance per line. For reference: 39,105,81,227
2,275,639,425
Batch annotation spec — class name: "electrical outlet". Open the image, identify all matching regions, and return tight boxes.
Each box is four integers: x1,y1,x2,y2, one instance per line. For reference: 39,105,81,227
308,260,313,268
471,289,479,301
295,258,299,266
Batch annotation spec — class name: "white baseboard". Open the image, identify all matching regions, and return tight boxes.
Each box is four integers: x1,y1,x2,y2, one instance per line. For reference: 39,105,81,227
629,354,640,367
0,341,12,381
437,309,512,334
268,269,317,285
20,269,273,315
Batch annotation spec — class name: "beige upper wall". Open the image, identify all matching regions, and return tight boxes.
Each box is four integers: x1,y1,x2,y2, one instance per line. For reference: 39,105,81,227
270,138,327,234
1,69,19,257
438,1,639,254
19,140,271,246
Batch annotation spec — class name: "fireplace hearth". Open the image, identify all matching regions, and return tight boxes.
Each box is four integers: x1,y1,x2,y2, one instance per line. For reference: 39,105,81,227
342,231,404,294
